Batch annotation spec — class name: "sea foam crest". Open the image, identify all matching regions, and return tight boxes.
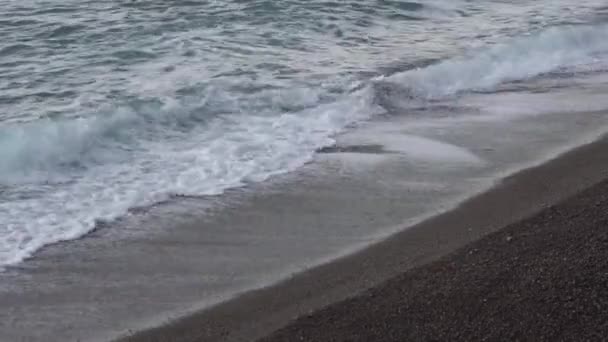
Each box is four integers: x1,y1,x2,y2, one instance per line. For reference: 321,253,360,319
385,24,608,98
0,86,380,267
2,24,608,267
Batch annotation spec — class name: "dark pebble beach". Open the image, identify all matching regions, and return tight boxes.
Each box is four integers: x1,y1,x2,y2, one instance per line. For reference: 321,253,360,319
261,171,608,342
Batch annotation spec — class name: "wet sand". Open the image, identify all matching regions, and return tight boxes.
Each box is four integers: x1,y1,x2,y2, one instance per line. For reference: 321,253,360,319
2,104,607,341
120,135,608,342
262,155,608,342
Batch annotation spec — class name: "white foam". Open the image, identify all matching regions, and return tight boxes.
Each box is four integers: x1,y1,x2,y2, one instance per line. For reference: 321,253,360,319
0,87,382,267
385,24,608,98
464,88,608,118
2,23,608,267
337,123,483,165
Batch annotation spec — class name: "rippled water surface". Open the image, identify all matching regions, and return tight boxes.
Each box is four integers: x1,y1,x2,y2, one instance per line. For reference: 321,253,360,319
1,0,608,266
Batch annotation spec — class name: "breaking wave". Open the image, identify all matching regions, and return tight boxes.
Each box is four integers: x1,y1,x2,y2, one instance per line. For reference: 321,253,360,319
2,23,608,267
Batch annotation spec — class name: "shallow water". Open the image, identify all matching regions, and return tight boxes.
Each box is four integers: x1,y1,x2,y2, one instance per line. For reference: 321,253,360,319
3,1,608,340
2,0,608,266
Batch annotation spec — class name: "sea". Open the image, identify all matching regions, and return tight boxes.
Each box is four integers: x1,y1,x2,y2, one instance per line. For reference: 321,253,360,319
2,0,608,340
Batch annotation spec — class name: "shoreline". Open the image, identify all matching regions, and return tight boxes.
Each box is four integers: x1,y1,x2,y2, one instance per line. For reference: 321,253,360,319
262,143,608,342
5,108,607,341
119,133,608,342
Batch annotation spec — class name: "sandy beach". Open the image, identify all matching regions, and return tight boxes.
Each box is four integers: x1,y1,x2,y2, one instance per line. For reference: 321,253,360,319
120,134,608,342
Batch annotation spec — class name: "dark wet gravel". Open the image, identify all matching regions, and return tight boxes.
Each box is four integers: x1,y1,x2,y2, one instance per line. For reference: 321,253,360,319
261,178,608,342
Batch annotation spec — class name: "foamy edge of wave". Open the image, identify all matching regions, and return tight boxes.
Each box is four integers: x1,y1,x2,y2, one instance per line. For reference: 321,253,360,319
2,23,608,267
0,87,382,267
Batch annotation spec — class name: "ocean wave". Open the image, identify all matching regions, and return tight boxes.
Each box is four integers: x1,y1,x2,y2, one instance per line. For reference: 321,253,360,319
0,84,381,266
384,24,608,98
0,81,351,183
2,22,608,267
